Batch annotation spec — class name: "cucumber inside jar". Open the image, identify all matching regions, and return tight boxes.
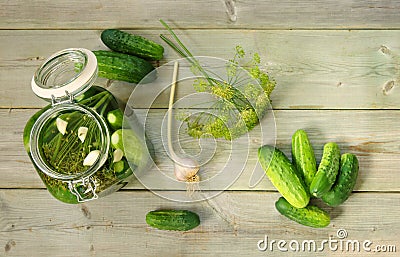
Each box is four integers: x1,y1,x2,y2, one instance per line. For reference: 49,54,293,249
26,48,151,203
28,87,139,203
38,110,103,176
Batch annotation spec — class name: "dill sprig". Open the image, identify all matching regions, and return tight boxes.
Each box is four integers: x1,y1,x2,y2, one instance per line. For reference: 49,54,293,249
160,20,276,140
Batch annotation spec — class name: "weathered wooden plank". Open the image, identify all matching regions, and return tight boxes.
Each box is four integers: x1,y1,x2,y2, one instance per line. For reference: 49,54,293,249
0,190,398,256
3,108,400,192
1,1,400,29
1,30,399,109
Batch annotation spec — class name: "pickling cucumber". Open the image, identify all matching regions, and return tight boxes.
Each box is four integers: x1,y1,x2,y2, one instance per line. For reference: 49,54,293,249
310,142,340,197
101,29,164,61
321,153,359,207
146,210,200,231
275,197,330,228
258,145,310,208
93,50,154,83
291,129,317,188
107,109,124,130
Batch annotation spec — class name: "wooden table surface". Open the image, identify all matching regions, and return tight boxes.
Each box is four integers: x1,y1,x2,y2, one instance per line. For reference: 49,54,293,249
1,1,400,256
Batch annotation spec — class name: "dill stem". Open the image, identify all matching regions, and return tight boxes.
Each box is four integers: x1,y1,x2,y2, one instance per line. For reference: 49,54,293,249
50,134,62,163
79,91,108,106
92,94,111,111
99,96,111,116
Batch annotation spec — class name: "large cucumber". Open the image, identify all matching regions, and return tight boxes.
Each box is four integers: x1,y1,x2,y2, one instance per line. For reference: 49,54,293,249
310,142,340,197
93,50,154,83
101,29,164,61
258,145,310,208
291,129,317,188
275,197,330,228
321,153,359,207
146,210,200,231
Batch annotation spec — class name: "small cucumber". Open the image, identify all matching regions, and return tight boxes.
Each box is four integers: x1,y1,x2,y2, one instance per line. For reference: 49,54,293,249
23,106,51,152
101,29,164,61
275,197,330,228
258,145,310,208
310,142,340,197
93,50,154,83
107,109,124,130
321,153,359,207
291,129,317,188
111,129,143,166
146,210,200,231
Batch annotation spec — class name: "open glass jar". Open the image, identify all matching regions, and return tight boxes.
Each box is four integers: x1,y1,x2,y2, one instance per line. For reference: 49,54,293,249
23,48,150,203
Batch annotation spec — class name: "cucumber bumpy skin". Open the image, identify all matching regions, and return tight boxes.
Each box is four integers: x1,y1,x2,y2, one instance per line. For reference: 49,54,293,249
275,197,330,228
258,145,310,208
310,142,340,197
146,210,200,231
101,29,164,61
291,129,317,188
93,50,155,83
321,153,359,207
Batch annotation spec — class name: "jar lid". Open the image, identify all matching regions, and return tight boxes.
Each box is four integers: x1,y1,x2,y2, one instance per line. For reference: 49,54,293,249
31,48,97,99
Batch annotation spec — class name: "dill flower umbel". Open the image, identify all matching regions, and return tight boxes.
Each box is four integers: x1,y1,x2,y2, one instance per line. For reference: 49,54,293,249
160,21,276,140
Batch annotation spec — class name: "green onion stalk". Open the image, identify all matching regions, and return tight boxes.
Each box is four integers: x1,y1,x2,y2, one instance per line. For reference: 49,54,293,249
159,19,276,140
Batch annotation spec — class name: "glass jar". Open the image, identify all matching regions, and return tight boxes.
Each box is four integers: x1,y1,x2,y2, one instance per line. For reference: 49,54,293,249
23,48,150,204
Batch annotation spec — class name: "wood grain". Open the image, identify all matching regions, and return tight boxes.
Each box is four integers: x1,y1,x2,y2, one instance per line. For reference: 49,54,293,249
0,190,398,256
1,1,400,29
1,30,399,109
2,3,399,255
4,108,399,192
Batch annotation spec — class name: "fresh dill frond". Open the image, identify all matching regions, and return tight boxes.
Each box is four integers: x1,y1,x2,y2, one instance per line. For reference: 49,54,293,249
160,20,276,140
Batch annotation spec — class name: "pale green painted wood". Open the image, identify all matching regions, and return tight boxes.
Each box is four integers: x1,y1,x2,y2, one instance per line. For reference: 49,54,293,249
1,1,400,29
0,190,398,256
1,3,399,255
1,30,399,109
4,108,400,191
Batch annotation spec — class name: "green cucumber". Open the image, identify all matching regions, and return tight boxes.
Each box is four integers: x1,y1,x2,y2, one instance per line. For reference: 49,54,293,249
101,29,164,61
321,153,359,207
258,145,310,208
23,106,51,152
275,197,330,228
291,129,317,188
107,109,124,130
111,129,143,166
113,158,130,174
93,50,154,83
146,210,200,231
310,142,340,197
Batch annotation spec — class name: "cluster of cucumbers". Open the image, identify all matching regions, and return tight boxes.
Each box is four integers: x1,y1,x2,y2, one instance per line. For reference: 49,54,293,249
94,29,164,83
258,129,359,228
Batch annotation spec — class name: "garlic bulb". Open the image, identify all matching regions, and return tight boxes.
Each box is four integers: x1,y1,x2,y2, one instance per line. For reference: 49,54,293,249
168,62,200,183
173,156,200,182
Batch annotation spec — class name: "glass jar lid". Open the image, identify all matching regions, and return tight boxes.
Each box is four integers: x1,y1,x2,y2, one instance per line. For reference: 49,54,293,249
31,48,97,100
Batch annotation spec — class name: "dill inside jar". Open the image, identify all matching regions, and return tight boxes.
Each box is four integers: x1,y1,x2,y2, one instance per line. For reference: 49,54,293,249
24,48,151,204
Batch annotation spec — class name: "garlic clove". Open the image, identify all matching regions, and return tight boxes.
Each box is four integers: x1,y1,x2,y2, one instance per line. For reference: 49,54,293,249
78,126,88,143
56,117,68,135
113,148,124,163
83,150,100,166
